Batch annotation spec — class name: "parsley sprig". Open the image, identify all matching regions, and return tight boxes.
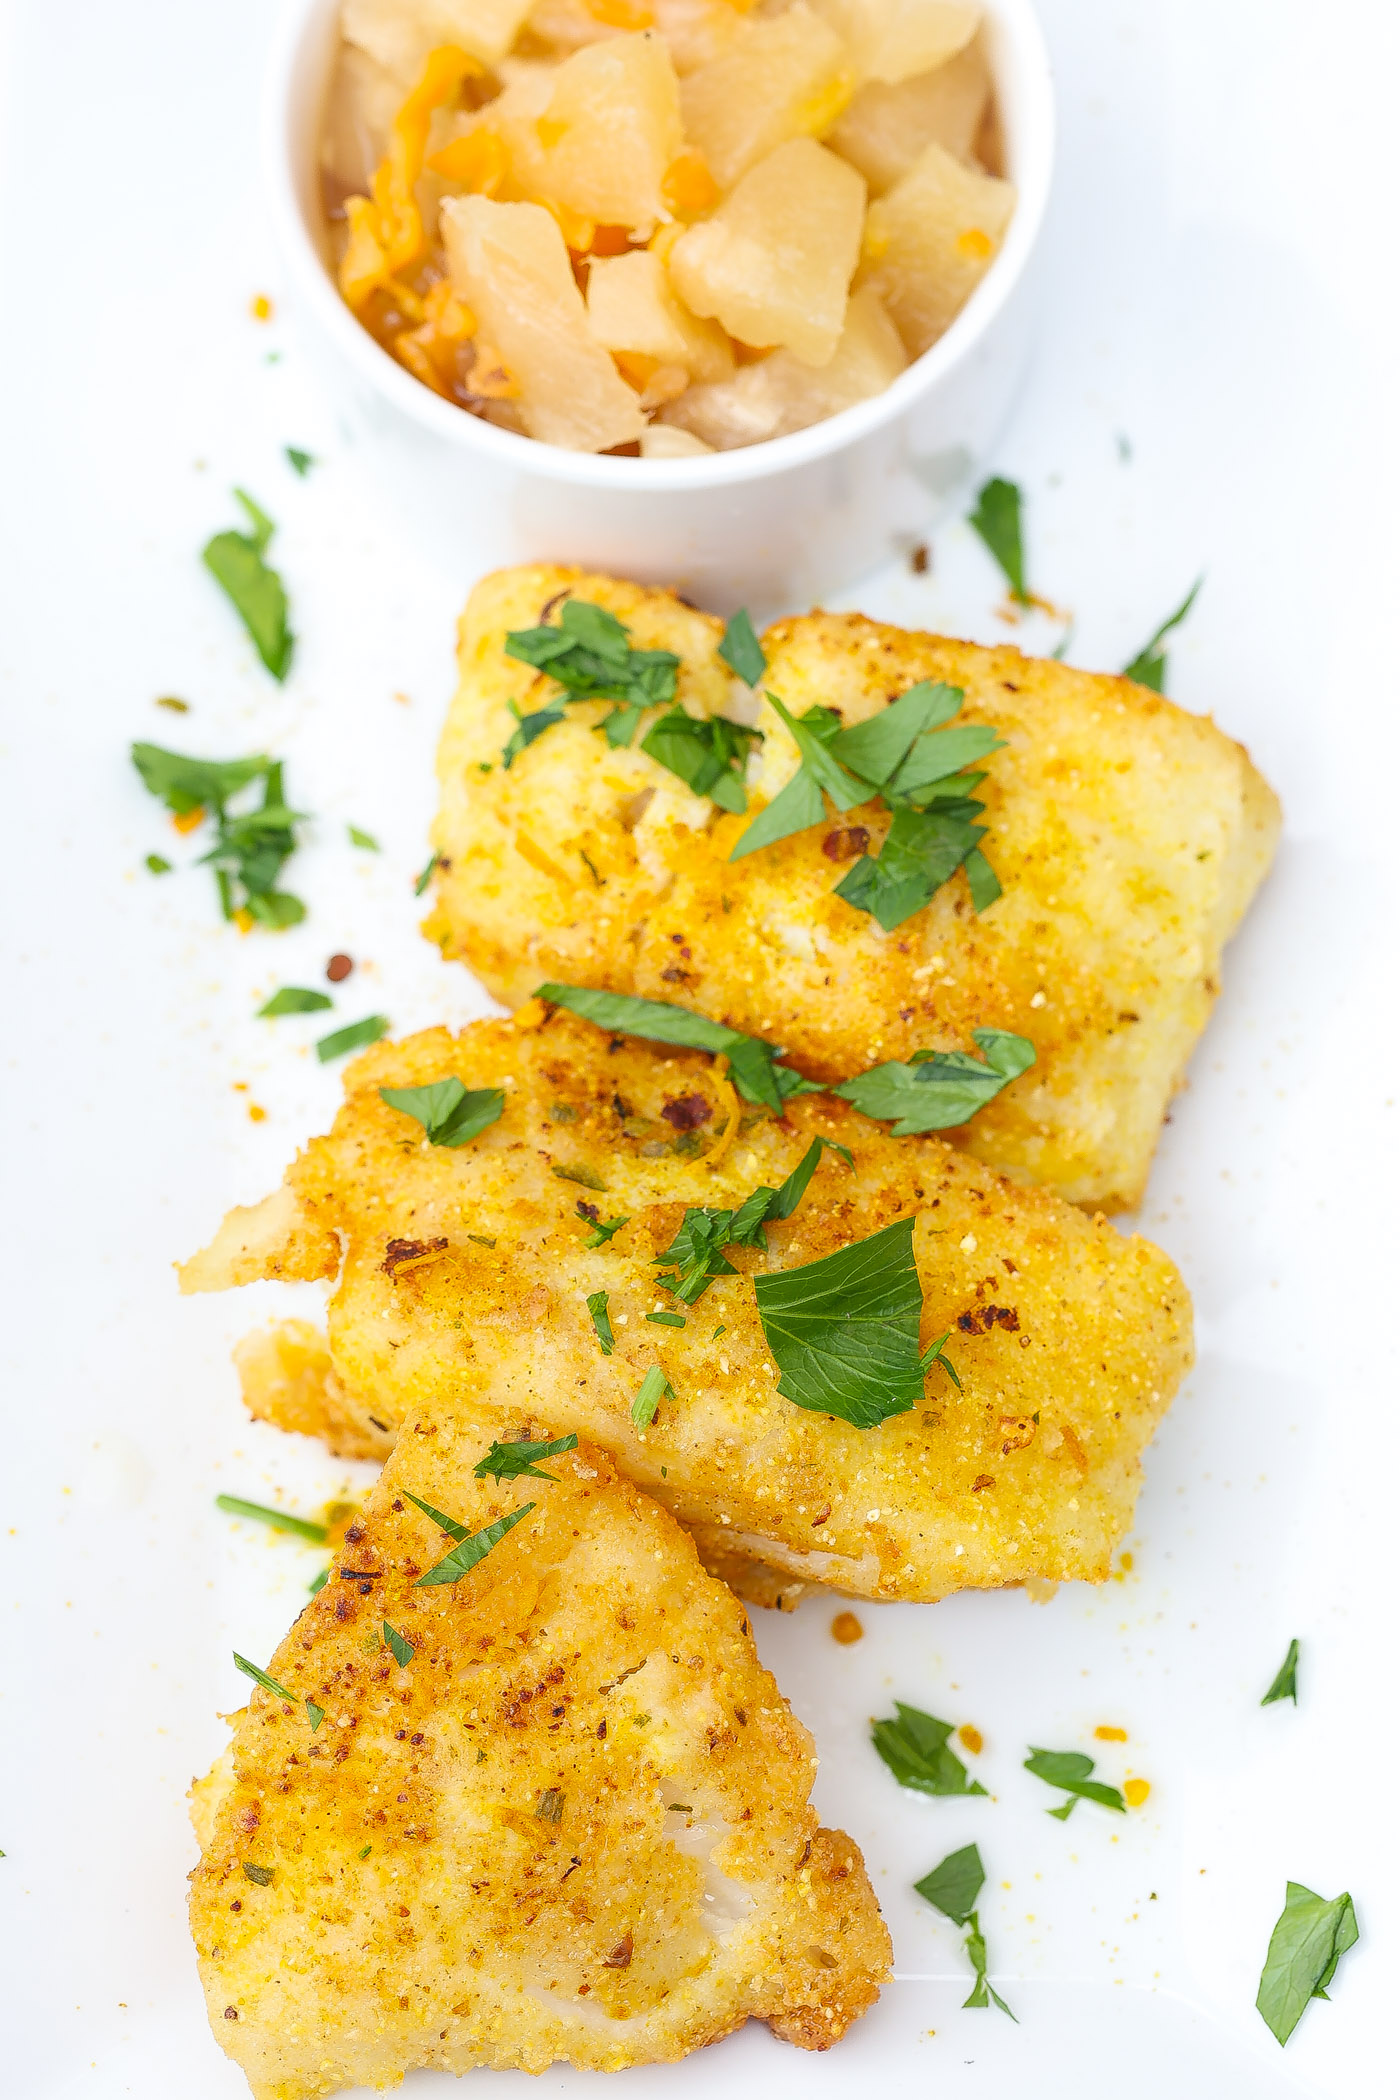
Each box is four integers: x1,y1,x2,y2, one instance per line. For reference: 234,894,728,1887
1256,1883,1359,2046
379,1078,504,1148
915,1843,1014,2018
1023,1747,1126,1819
968,475,1028,605
653,1136,829,1305
1261,1637,1300,1707
503,599,681,761
474,1433,579,1482
835,1030,1035,1134
1123,577,1203,692
536,983,822,1115
203,488,295,680
131,745,308,928
872,1703,987,1798
404,1491,536,1586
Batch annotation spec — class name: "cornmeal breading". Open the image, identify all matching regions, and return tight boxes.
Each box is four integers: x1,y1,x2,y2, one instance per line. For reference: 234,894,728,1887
181,1014,1192,1605
190,1433,889,2097
425,565,1279,1208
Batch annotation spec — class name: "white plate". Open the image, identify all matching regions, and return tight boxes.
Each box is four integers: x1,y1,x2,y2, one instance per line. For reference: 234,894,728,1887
1,1,1397,2096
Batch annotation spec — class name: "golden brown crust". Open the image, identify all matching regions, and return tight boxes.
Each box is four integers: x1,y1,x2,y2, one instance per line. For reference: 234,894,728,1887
188,1011,1193,1604
189,1432,889,2096
233,1322,395,1464
426,568,1280,1208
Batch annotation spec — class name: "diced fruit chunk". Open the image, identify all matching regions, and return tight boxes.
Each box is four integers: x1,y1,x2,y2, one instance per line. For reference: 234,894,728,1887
678,6,853,191
441,195,648,449
640,422,715,456
669,137,865,366
533,31,684,229
857,138,1013,353
651,0,750,74
660,284,905,446
809,0,979,86
828,39,991,192
586,249,734,380
321,43,403,196
343,0,535,77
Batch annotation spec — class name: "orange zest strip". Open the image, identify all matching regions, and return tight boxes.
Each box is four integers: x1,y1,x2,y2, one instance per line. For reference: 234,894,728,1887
701,1056,741,1168
338,45,482,312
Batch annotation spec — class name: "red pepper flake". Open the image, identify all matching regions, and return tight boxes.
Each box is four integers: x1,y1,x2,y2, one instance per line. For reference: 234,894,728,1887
602,1933,633,1969
326,953,353,983
822,827,870,861
382,1236,449,1280
661,1093,712,1131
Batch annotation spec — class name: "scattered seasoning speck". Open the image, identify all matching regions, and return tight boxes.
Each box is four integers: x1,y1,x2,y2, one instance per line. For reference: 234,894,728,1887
1124,1778,1151,1806
958,1724,983,1754
831,1611,863,1645
1094,1725,1128,1742
155,695,190,713
251,294,273,321
910,543,929,574
326,953,353,982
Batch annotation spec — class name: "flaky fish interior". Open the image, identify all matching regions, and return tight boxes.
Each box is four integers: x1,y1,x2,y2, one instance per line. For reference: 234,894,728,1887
424,564,1279,1209
183,1012,1192,1606
190,1432,889,2098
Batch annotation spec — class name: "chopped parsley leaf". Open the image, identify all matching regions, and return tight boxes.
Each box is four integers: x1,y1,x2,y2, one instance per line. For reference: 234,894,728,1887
1261,1638,1300,1707
752,1215,944,1428
401,1490,468,1543
233,1650,321,1732
382,1622,414,1667
576,1205,629,1247
872,1703,988,1798
1123,576,1203,692
285,446,315,476
308,1568,329,1595
1256,1883,1359,2046
1023,1747,1126,1819
968,476,1028,604
358,1843,371,1858
203,487,295,679
216,1494,328,1543
718,608,767,687
536,983,821,1115
552,1161,607,1191
729,695,865,861
316,1015,390,1062
306,1701,325,1730
348,824,380,850
379,1078,504,1147
835,1029,1035,1134
414,1502,536,1586
639,708,762,814
131,745,308,928
474,1433,579,1482
915,1843,1015,2019
145,853,172,874
502,699,566,769
632,1365,673,1427
414,852,438,896
258,986,333,1016
502,599,680,764
586,1291,615,1355
646,1310,686,1328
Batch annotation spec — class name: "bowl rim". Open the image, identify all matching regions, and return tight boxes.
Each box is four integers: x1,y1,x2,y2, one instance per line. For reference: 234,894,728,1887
264,0,1055,491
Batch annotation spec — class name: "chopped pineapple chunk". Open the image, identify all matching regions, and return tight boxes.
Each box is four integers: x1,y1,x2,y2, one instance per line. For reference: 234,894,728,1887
533,31,684,229
828,39,990,192
321,43,403,197
669,137,865,366
441,195,648,449
857,137,1013,353
343,0,535,77
660,284,905,447
809,0,979,86
640,422,715,456
586,248,735,380
651,0,750,74
678,6,853,191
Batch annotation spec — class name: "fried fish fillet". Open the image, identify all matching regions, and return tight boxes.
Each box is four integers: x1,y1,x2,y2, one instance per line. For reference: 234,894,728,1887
181,1012,1192,1605
424,564,1280,1209
190,1432,889,2097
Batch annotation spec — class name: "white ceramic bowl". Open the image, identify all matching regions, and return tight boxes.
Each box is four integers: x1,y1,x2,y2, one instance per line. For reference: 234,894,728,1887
266,0,1055,611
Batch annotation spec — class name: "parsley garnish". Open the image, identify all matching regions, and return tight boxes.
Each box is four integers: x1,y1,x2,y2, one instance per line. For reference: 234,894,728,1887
968,475,1028,604
379,1078,504,1147
915,1843,1015,2018
536,983,821,1115
307,1701,325,1730
131,745,308,927
233,1650,322,1730
576,1206,629,1247
285,446,315,476
316,1015,390,1062
502,700,566,768
639,708,762,814
216,1494,328,1543
258,986,333,1016
752,1215,956,1429
474,1433,579,1482
872,1703,988,1798
632,1365,673,1427
1256,1883,1359,2046
1023,1747,1126,1819
718,608,767,687
414,852,438,896
835,1029,1035,1134
145,853,172,874
728,679,1003,926
503,599,680,759
653,1136,828,1305
1123,576,1203,692
382,1622,414,1667
348,824,380,850
202,488,295,679
586,1291,615,1355
1261,1638,1300,1707
647,1310,686,1327
413,1500,535,1585
308,1568,329,1596
552,1161,607,1191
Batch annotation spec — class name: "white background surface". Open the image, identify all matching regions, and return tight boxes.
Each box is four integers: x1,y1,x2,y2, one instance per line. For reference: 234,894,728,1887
2,1,1398,2094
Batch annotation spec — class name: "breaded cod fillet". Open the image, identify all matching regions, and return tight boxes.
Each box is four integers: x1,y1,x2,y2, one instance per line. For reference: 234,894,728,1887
190,1431,889,2098
424,565,1280,1209
181,1012,1192,1605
